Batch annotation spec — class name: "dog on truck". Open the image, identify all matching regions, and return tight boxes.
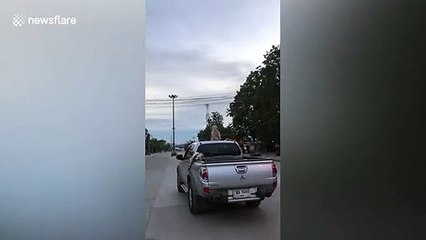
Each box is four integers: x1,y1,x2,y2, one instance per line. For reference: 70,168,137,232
210,125,221,141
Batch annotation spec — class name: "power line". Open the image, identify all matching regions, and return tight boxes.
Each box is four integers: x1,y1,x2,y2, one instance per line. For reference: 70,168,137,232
146,100,233,108
146,93,235,108
146,99,233,105
146,93,235,103
147,92,235,99
146,99,232,105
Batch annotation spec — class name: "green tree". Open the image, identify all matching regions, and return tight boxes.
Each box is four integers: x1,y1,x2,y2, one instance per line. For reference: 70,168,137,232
207,111,224,127
145,128,151,154
145,128,171,154
228,45,280,151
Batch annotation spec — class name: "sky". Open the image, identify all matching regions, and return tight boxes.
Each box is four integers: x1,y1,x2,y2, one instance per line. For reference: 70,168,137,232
146,0,280,144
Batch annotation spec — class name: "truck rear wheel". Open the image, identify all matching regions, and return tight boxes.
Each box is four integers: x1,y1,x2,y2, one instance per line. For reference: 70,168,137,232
177,172,185,193
246,200,261,208
188,182,204,214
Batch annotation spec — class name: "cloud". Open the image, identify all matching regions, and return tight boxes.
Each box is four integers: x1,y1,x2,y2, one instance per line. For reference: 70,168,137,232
146,48,253,86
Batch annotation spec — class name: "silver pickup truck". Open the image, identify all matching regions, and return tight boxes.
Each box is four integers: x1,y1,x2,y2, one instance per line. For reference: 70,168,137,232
176,140,277,214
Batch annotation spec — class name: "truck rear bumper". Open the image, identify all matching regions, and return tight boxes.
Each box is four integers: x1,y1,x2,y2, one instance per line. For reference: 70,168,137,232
202,185,276,203
227,197,261,203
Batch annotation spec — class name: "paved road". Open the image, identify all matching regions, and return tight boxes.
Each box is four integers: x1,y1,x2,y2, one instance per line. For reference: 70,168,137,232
145,152,280,240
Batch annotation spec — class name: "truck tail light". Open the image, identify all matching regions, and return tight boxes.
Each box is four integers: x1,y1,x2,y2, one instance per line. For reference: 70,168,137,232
272,163,278,187
199,167,208,182
272,163,277,177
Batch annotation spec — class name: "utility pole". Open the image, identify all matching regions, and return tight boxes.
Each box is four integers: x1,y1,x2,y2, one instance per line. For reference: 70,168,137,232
169,94,178,151
205,104,210,126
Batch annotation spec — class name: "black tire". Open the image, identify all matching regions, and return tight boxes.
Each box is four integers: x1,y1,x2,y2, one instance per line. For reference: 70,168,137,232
177,172,185,193
187,182,204,214
246,200,261,208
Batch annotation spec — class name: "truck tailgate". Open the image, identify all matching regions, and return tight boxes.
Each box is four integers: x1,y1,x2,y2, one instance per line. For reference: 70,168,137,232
206,160,274,189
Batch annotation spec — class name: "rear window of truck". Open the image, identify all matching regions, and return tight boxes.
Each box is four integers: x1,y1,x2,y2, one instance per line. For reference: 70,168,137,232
197,143,241,157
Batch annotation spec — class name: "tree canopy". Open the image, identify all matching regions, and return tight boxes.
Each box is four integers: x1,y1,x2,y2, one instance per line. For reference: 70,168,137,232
227,45,280,150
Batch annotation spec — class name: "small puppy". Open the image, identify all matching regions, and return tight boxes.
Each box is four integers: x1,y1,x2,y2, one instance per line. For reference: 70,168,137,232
210,125,221,141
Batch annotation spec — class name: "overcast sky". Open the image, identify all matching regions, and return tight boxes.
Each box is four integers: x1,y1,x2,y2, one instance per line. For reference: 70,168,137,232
146,0,280,144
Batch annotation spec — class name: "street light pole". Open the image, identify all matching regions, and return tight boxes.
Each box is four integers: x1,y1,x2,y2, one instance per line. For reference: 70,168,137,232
168,94,178,151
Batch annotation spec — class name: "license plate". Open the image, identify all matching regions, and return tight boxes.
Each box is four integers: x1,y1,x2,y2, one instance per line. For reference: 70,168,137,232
232,188,251,198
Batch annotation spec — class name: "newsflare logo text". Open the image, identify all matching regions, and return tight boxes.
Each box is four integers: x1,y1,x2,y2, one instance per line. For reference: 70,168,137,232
12,14,77,27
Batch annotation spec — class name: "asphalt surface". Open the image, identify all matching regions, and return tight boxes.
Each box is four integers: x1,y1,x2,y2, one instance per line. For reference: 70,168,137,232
145,152,280,240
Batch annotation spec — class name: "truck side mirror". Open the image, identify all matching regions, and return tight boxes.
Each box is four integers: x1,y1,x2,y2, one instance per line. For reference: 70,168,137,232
176,154,184,160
